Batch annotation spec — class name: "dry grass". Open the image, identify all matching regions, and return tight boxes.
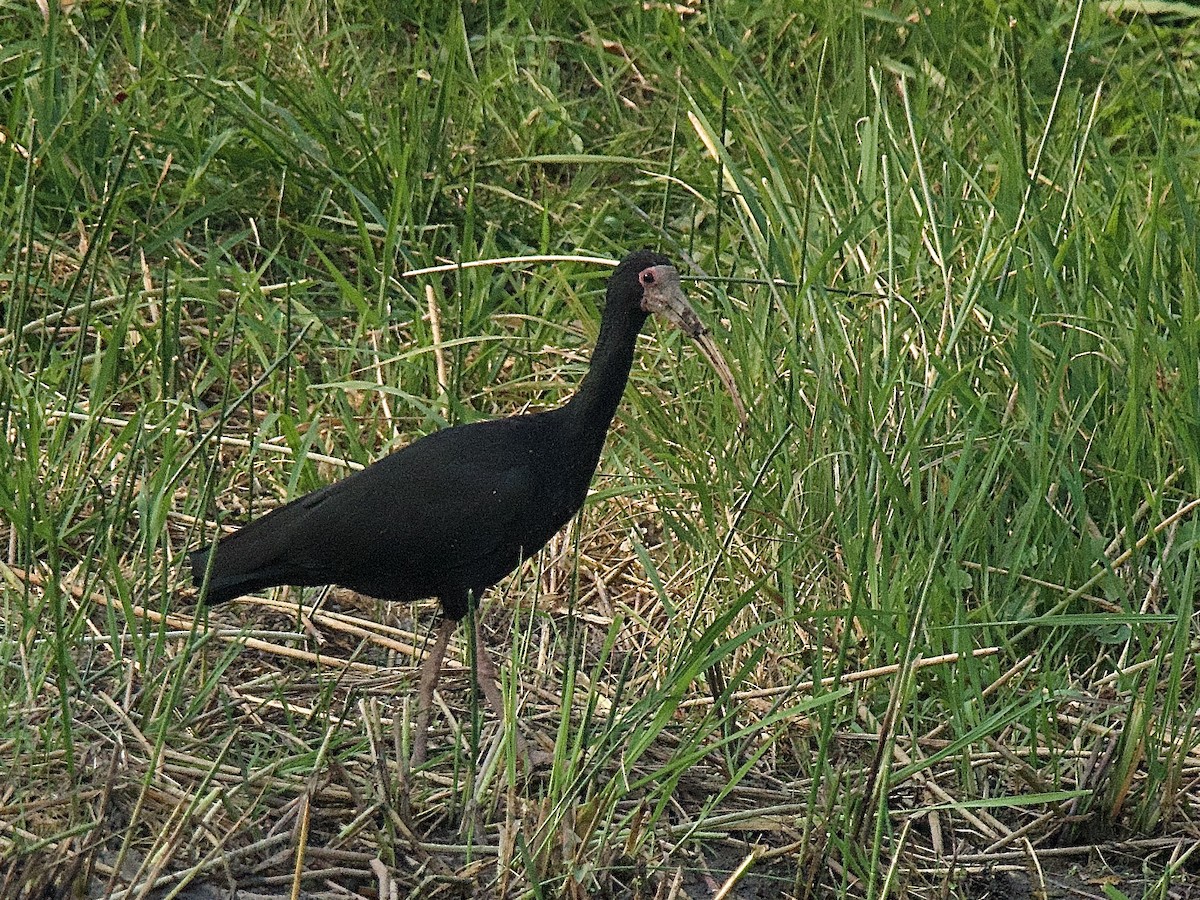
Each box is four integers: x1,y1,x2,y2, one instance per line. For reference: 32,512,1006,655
3,481,1198,897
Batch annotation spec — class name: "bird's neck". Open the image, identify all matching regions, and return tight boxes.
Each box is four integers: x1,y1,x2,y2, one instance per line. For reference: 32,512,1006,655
562,307,645,453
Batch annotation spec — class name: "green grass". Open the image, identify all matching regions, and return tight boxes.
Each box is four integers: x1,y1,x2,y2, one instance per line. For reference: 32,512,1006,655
2,1,1199,897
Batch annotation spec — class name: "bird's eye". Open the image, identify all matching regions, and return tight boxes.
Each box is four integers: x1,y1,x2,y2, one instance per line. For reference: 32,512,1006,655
642,271,655,285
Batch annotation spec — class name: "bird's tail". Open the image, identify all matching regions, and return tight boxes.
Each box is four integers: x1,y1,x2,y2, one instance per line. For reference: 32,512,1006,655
189,506,311,605
189,544,280,604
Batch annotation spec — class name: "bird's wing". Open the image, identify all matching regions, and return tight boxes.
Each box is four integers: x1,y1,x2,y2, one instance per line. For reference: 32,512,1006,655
266,419,548,593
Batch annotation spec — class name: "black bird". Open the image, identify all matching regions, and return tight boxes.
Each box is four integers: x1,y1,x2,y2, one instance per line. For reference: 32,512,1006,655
189,250,742,764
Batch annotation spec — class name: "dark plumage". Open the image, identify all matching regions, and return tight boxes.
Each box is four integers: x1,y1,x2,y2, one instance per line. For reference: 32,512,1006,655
189,250,738,764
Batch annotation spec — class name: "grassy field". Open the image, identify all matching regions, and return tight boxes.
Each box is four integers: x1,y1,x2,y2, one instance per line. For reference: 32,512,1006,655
3,1,1199,897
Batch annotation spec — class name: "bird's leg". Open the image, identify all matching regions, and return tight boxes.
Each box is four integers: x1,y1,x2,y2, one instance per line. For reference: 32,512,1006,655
470,615,507,728
469,616,544,766
410,616,455,768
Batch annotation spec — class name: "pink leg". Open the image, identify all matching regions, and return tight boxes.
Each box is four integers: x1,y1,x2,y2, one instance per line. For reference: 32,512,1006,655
470,617,539,764
410,617,455,768
471,616,507,724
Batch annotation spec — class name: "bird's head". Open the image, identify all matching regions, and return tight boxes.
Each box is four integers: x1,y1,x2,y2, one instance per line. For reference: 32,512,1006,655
607,250,748,423
607,249,707,339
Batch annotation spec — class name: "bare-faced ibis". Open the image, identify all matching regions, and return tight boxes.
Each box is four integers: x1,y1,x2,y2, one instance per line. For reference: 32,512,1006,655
189,250,742,765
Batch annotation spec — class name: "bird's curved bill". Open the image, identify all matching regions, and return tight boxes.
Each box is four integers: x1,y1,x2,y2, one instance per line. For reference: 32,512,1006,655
693,330,748,425
641,265,749,425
